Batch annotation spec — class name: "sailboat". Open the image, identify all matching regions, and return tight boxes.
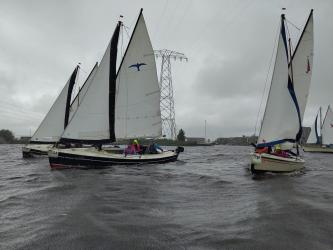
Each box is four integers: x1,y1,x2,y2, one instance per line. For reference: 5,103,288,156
304,105,333,153
22,63,98,157
251,10,314,173
48,9,183,169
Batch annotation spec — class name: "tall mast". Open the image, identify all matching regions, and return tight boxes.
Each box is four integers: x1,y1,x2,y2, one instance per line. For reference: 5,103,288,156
204,120,207,142
319,106,323,144
64,65,79,129
320,106,323,129
109,21,121,141
286,18,294,86
286,14,300,153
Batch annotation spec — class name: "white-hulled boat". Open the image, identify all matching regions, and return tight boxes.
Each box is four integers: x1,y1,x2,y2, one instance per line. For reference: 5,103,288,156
48,9,183,169
251,10,314,173
251,153,305,172
22,63,98,157
304,105,333,153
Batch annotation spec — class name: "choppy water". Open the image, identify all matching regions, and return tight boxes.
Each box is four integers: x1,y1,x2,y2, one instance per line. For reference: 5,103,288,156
0,144,332,249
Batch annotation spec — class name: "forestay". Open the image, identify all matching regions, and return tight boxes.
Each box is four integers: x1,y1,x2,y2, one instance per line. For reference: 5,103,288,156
115,10,162,139
69,63,98,121
30,67,78,143
257,16,300,147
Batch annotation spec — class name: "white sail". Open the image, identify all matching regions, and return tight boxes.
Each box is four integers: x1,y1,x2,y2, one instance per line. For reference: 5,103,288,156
69,63,98,121
292,10,314,122
115,11,162,139
62,43,112,141
30,68,78,143
321,106,333,145
306,113,319,144
258,18,299,146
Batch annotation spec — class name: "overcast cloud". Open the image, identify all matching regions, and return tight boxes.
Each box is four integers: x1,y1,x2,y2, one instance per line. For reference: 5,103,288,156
0,0,332,139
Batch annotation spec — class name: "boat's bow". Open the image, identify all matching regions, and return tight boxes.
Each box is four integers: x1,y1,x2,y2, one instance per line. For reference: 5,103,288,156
22,143,54,158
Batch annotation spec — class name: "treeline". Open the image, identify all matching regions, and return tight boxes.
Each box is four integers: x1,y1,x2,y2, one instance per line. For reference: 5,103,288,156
0,129,29,144
0,129,16,143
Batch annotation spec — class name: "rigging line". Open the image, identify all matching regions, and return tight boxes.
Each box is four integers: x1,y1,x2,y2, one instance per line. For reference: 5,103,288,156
186,4,227,51
174,0,193,28
0,108,43,120
285,18,301,31
123,25,131,40
165,0,193,47
152,0,170,38
120,25,131,62
0,112,42,122
284,19,295,61
0,111,42,121
0,100,44,115
187,0,252,52
121,23,124,61
158,0,183,45
254,19,280,136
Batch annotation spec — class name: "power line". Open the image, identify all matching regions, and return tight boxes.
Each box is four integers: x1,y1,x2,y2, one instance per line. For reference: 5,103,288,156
152,0,170,39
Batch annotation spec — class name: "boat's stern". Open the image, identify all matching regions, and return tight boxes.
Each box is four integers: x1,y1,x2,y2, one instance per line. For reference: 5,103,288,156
250,152,305,173
22,145,33,158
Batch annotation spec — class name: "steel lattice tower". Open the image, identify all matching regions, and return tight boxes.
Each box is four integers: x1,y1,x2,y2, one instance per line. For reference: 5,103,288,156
154,49,188,139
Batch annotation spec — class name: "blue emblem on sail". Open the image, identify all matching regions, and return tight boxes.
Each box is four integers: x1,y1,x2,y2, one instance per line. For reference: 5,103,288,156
129,63,146,71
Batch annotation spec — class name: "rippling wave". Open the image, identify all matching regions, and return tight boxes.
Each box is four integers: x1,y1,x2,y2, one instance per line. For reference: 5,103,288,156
0,144,332,249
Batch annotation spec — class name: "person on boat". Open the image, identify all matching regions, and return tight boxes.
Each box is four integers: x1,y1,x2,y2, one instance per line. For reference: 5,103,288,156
125,139,141,155
132,139,141,153
148,143,163,154
275,144,281,153
273,144,289,158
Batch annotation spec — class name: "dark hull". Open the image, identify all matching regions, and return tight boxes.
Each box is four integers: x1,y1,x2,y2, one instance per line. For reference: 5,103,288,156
49,151,180,170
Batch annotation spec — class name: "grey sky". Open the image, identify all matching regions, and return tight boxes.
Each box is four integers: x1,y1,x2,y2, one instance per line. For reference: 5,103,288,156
0,0,332,139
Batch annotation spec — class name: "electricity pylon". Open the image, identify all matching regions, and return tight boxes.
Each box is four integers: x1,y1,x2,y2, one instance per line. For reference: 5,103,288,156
154,49,188,140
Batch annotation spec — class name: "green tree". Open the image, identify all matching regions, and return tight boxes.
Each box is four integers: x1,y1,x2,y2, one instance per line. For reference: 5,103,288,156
0,129,15,143
177,129,185,142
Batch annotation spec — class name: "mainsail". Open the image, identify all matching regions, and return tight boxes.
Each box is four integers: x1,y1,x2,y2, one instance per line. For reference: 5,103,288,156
30,66,79,143
257,15,300,147
321,106,333,145
115,9,162,139
61,9,161,143
291,9,314,122
61,22,121,143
